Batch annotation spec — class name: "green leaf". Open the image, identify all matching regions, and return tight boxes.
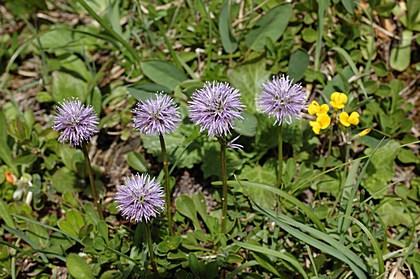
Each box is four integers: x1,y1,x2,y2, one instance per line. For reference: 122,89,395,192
377,200,412,227
66,253,95,279
140,60,187,91
219,1,238,53
341,0,355,14
288,49,310,82
0,110,7,143
228,59,271,113
127,84,171,101
51,167,80,193
0,199,16,229
372,61,388,77
233,111,258,137
407,0,420,30
126,151,149,172
245,3,292,51
362,140,400,198
51,70,88,103
0,138,18,174
175,195,201,230
302,27,317,43
390,30,413,71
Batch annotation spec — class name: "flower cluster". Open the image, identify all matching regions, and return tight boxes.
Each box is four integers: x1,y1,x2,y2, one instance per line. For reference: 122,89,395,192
308,92,366,135
256,75,307,125
53,99,99,147
188,81,245,137
132,93,181,136
115,173,165,223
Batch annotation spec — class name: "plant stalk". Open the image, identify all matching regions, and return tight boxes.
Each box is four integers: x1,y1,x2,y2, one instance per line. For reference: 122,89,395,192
276,123,283,188
144,223,158,276
219,137,228,234
81,143,104,220
159,135,174,236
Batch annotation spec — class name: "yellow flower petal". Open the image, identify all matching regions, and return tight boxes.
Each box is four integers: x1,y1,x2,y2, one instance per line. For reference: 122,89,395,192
330,92,347,109
308,101,320,115
347,112,360,125
317,114,331,129
339,111,350,126
308,101,330,116
319,104,329,115
309,121,321,134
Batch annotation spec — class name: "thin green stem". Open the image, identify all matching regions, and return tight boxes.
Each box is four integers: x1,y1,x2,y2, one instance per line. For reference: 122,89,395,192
159,135,174,236
219,137,228,234
81,143,104,220
322,125,334,173
276,123,283,188
144,223,159,276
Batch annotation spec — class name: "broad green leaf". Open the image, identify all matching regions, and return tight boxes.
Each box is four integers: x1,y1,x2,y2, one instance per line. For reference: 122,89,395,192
140,60,187,91
372,61,388,77
126,151,149,172
27,221,49,246
302,27,317,43
377,200,412,227
390,30,412,71
407,0,420,30
51,71,88,103
66,253,95,279
288,48,310,82
228,59,271,113
341,0,355,14
0,139,18,174
245,3,292,51
201,141,244,179
0,199,16,229
127,84,171,101
175,195,201,230
219,1,238,53
233,111,258,137
51,167,80,193
362,140,400,198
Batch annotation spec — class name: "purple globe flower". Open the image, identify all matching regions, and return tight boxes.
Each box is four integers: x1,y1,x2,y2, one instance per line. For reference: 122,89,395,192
132,93,181,135
115,173,165,223
189,81,245,137
256,75,306,125
52,99,99,147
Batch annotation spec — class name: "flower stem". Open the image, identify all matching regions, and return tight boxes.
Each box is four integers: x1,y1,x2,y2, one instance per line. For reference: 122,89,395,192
322,126,334,174
159,135,174,236
81,143,104,220
144,223,158,276
219,137,228,234
276,123,283,188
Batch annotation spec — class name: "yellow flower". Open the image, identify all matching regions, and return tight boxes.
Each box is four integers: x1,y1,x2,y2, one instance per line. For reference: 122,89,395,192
339,111,360,127
309,114,331,134
358,128,371,137
330,92,348,109
308,101,329,116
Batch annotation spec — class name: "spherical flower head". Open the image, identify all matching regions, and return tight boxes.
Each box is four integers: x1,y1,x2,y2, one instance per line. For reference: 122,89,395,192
256,75,306,125
188,81,245,137
309,114,331,134
308,101,329,116
339,111,360,127
132,93,181,136
330,92,348,109
115,173,165,223
52,99,99,147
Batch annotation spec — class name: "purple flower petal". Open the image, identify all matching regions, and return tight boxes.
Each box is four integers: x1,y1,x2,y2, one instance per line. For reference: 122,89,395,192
132,93,181,135
52,99,99,147
115,173,165,223
188,81,245,137
256,75,306,125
